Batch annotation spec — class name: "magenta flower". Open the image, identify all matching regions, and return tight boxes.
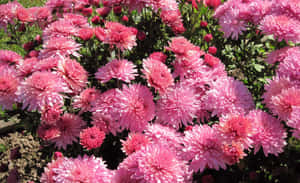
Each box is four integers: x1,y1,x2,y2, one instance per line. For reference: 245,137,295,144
80,127,106,150
121,132,150,155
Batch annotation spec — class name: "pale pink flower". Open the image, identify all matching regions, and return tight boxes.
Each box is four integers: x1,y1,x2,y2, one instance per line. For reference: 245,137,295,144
17,71,69,111
43,20,79,41
287,107,300,139
40,157,65,183
56,57,88,93
0,66,19,110
62,13,90,28
80,127,106,150
266,46,300,65
116,84,155,132
41,103,62,124
182,125,227,172
277,48,300,81
204,77,255,117
16,57,39,78
39,37,81,59
121,132,150,155
142,57,173,94
156,83,199,129
51,113,86,150
259,14,300,43
95,59,137,83
248,110,287,156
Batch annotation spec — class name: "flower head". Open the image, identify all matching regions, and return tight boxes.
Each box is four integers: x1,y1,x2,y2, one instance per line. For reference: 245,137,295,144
121,132,150,155
80,127,106,150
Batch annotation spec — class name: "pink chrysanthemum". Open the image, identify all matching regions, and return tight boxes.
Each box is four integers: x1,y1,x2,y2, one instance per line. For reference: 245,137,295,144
62,13,90,29
0,2,22,28
144,123,183,155
33,57,59,72
16,57,39,78
204,76,255,117
262,76,299,109
271,0,300,20
277,48,300,81
218,10,247,40
142,57,173,94
95,59,137,83
43,155,113,183
50,113,86,149
182,125,227,172
17,71,69,111
266,46,300,65
56,57,88,93
80,126,106,150
116,144,190,183
43,19,79,41
45,0,73,12
215,114,254,149
0,66,19,110
116,84,155,132
269,87,300,121
149,52,167,63
247,110,287,156
0,50,22,67
259,14,300,43
73,88,100,112
102,21,137,51
121,132,150,155
39,37,81,59
156,83,199,129
91,89,121,135
41,103,62,124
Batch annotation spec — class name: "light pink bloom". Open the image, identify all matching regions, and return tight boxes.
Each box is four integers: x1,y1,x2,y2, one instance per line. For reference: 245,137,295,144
116,84,155,132
182,125,227,172
266,46,300,65
95,59,137,83
248,110,287,156
56,57,88,93
17,71,69,111
156,83,199,129
121,132,150,155
204,77,255,117
73,88,100,112
277,48,300,81
0,50,22,67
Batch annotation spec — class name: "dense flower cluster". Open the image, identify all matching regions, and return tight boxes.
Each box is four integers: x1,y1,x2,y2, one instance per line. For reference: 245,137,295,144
0,0,298,182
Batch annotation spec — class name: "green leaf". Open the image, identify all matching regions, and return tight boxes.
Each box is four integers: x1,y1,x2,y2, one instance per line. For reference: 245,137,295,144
253,64,265,72
0,144,7,153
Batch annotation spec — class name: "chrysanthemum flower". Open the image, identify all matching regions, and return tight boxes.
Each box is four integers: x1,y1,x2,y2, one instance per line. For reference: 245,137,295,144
222,143,246,166
142,57,173,94
41,103,62,124
268,87,300,120
215,114,254,149
102,21,137,51
50,113,86,149
121,132,150,155
91,89,121,135
149,52,167,63
144,123,183,155
116,144,190,183
182,125,227,172
271,0,300,20
62,13,90,28
56,57,88,93
259,14,300,43
156,83,199,129
262,76,298,109
288,107,300,139
0,50,22,67
16,57,39,78
33,57,59,72
266,46,300,65
0,66,19,110
42,155,113,183
247,110,287,156
39,37,81,59
277,48,300,81
116,84,155,132
73,88,100,112
204,76,255,117
43,20,79,41
45,0,73,12
80,126,106,150
95,59,137,83
17,71,69,111
0,2,22,28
